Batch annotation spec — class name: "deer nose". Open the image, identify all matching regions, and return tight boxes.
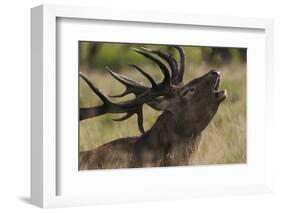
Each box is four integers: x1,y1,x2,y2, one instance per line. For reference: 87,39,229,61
210,70,220,77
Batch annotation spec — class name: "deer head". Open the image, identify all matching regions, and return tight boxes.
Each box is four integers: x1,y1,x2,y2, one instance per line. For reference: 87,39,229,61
80,46,227,135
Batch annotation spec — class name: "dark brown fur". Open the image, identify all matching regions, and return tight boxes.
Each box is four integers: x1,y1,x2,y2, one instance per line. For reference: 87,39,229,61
80,111,202,170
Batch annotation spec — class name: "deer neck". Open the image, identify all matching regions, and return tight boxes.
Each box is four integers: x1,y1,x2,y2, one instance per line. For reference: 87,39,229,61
147,111,201,141
142,111,201,166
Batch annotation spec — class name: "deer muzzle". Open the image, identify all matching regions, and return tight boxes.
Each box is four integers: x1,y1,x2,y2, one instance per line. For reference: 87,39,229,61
212,71,227,102
215,89,227,102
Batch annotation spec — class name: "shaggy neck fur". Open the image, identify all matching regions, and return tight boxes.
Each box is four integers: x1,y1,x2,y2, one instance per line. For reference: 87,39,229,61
131,111,201,167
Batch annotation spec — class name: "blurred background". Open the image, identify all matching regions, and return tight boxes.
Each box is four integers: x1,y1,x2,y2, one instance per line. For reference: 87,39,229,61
79,42,246,70
79,42,246,165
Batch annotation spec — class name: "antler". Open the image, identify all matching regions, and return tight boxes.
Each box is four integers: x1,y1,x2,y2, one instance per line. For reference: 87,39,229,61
173,46,186,85
80,46,187,134
140,46,186,85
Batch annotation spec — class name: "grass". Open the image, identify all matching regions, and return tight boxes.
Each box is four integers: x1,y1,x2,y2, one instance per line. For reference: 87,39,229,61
79,62,246,165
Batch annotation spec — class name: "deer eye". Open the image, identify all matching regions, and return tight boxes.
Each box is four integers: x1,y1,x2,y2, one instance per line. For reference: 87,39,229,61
181,87,195,96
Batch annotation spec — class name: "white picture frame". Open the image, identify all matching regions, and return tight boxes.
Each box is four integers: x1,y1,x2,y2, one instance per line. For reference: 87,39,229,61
31,4,274,208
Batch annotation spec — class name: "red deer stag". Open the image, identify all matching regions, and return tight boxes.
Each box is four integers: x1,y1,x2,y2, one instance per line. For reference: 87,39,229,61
79,46,227,170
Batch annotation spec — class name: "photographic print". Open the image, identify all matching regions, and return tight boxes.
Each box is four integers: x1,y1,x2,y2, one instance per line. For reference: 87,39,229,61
79,42,246,170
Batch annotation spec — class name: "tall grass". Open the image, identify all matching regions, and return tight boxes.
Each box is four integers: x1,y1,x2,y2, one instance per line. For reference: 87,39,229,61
80,63,246,165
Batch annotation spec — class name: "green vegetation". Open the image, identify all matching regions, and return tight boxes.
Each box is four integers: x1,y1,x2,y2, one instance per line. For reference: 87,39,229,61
79,42,246,69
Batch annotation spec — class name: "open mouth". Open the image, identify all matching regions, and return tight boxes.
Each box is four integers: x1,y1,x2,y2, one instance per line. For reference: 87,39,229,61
213,75,227,102
214,75,220,91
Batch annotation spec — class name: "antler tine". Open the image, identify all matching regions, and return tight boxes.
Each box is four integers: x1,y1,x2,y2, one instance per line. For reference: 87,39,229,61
113,107,145,134
79,72,111,104
106,66,165,111
136,108,145,134
173,46,186,84
140,47,179,85
112,112,134,121
80,72,146,133
79,72,114,120
105,66,148,98
131,48,171,85
128,64,157,87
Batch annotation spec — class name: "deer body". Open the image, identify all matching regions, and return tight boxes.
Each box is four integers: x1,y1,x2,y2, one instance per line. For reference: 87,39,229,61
79,46,226,170
80,110,207,170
